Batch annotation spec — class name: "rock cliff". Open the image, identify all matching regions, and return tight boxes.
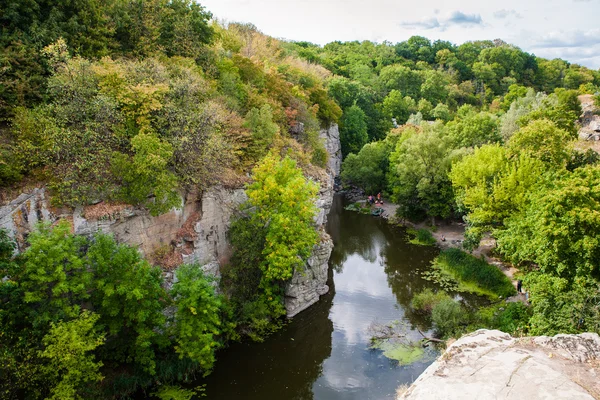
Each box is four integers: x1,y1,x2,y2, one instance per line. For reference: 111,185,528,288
398,329,600,400
0,124,341,316
284,123,341,317
0,186,246,283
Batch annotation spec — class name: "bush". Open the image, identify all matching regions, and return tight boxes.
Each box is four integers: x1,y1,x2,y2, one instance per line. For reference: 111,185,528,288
431,298,466,337
407,228,436,246
433,248,516,298
411,289,451,313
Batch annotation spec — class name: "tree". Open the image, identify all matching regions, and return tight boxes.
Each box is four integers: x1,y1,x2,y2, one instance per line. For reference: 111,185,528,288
340,104,368,156
87,233,167,374
388,126,461,220
378,65,423,98
20,221,91,328
244,104,279,160
507,119,572,168
382,90,416,125
445,111,500,148
170,264,225,374
112,133,180,216
450,149,545,245
40,311,105,400
420,70,450,105
247,154,319,284
497,165,600,280
341,140,390,193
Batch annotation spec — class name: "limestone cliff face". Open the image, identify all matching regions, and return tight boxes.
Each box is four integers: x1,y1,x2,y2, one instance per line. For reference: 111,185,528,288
284,124,341,317
0,186,246,282
399,329,600,400
0,124,341,317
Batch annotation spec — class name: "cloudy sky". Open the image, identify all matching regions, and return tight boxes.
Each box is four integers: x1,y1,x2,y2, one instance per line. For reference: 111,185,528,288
201,0,600,69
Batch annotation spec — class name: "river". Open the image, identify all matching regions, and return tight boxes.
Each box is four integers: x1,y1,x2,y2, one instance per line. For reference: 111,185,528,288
202,195,452,399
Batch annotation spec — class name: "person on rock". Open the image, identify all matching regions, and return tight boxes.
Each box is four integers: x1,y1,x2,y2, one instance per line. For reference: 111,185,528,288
517,279,523,293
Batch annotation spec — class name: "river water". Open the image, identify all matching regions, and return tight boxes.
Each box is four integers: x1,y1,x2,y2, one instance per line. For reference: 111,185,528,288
202,195,446,399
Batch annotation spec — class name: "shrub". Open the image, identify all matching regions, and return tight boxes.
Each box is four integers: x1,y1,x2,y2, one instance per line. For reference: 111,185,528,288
407,228,436,246
411,289,452,313
431,298,466,337
433,248,515,298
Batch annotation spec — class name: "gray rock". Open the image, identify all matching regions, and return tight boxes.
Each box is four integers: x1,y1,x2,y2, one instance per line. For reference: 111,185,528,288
284,232,333,317
399,329,600,400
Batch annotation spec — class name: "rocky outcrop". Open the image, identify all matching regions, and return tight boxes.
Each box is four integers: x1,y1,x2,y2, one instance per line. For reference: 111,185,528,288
320,123,341,176
398,329,600,400
284,124,341,317
579,94,600,141
0,186,246,282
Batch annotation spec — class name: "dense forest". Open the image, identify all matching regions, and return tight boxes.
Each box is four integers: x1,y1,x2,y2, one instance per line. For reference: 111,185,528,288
1,0,600,398
319,38,600,337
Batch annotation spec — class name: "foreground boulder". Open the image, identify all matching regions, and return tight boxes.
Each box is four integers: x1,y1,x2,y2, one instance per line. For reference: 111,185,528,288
399,329,600,399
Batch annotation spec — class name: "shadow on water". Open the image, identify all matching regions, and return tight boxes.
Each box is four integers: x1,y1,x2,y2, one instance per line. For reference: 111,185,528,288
202,195,476,399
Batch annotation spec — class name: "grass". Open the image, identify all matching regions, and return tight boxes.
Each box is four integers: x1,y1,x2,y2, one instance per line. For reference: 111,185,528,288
407,227,436,246
432,248,515,299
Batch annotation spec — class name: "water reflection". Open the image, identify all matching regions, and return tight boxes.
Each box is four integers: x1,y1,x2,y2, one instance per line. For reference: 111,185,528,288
203,195,444,400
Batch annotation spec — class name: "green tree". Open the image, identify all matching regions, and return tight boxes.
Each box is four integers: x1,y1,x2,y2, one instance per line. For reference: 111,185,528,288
341,140,390,193
508,119,572,168
378,64,423,98
388,126,461,220
497,166,600,280
244,104,279,160
245,154,319,312
170,264,225,374
40,311,105,400
445,111,500,148
87,234,167,374
112,133,180,216
382,90,416,125
340,104,368,156
20,221,91,328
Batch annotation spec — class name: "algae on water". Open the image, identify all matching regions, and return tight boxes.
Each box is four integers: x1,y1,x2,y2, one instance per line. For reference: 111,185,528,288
370,339,429,365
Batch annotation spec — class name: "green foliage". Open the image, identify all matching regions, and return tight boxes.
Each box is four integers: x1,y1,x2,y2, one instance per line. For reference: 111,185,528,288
411,289,452,313
170,264,225,374
382,90,416,125
507,119,572,168
87,233,167,375
340,105,369,157
225,154,319,339
244,105,279,160
406,228,436,246
497,166,600,280
445,111,500,148
40,311,105,400
247,154,319,282
20,221,91,328
340,140,390,193
112,132,180,216
433,249,516,298
153,385,202,400
450,146,545,243
524,274,600,335
431,298,466,337
388,126,461,220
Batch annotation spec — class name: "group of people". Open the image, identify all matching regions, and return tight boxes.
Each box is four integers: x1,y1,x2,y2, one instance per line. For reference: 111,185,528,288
367,193,383,206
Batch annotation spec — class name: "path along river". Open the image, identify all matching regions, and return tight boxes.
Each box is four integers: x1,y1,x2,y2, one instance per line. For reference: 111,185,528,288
202,195,483,399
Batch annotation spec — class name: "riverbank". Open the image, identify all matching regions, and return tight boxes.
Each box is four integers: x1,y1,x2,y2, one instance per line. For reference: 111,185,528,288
360,198,521,294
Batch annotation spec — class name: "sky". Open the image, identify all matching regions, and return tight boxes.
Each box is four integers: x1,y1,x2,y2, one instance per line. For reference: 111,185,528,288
200,0,600,69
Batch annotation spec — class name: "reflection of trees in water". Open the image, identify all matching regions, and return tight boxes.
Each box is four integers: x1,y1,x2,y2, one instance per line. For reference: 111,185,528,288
378,225,441,331
202,287,334,400
327,195,382,271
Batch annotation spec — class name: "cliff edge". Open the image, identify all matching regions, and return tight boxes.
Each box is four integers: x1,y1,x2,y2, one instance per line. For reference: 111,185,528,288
399,329,600,400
